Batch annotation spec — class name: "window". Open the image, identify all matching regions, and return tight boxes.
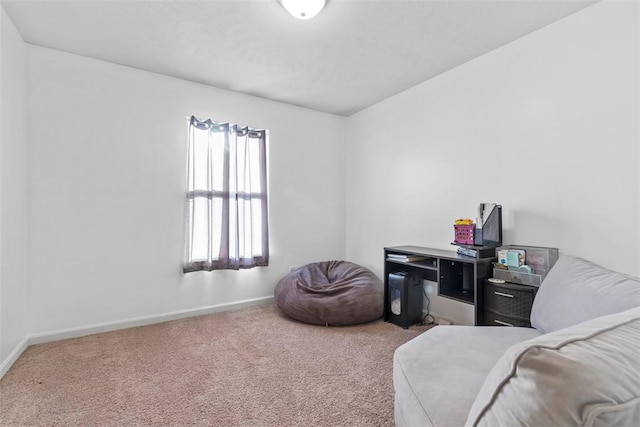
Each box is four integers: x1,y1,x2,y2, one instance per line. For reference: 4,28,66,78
183,116,269,272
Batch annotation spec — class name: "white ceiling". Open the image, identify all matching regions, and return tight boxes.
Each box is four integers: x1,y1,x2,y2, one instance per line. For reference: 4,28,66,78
2,0,597,116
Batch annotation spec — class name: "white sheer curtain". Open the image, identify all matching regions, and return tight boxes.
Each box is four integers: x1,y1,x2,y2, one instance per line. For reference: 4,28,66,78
183,116,269,272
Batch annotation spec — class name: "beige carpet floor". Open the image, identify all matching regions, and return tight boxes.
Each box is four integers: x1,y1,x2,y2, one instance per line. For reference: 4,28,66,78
1,304,433,426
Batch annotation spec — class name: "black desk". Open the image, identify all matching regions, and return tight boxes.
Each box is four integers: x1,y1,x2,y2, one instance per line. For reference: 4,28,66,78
384,245,496,326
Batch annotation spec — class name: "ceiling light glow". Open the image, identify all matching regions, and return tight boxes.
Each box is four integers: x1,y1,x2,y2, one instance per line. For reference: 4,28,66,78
280,0,326,20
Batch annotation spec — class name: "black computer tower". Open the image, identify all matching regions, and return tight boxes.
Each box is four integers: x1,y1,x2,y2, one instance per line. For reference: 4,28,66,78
388,271,423,328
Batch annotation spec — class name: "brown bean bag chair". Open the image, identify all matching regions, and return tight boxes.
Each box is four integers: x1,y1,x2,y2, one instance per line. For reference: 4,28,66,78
274,260,384,326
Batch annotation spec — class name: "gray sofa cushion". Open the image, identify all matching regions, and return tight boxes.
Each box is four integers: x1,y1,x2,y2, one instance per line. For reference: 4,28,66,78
393,325,540,427
466,306,640,427
531,255,640,333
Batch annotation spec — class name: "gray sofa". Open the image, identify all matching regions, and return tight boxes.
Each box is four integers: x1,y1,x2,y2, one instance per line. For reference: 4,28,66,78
393,255,640,426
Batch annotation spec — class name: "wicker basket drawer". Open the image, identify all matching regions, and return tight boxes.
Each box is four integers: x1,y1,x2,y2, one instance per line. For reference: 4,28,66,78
484,310,532,328
484,281,537,319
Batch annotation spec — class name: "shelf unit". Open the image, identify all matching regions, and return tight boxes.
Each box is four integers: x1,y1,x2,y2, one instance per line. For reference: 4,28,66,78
384,245,496,326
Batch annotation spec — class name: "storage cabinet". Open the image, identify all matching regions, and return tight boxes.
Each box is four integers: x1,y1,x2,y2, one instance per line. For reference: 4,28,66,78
483,280,538,327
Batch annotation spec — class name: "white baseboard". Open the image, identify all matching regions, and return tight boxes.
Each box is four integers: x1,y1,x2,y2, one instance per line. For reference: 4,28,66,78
0,336,29,379
29,296,275,345
0,296,274,379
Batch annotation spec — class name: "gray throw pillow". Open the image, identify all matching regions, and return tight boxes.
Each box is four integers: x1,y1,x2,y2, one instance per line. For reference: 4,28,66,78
466,306,640,427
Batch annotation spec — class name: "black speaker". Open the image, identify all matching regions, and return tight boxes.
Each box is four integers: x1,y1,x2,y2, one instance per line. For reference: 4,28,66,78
388,271,423,328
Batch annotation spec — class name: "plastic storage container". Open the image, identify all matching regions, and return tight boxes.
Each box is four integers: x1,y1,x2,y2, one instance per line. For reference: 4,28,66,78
493,245,559,286
493,268,544,286
454,225,475,245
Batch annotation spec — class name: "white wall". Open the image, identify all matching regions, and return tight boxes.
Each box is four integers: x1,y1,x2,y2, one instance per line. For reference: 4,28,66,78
0,7,29,370
346,1,639,325
6,0,640,341
27,46,347,335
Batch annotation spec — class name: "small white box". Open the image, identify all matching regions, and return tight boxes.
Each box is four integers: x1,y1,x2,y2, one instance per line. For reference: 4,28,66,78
498,249,508,265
